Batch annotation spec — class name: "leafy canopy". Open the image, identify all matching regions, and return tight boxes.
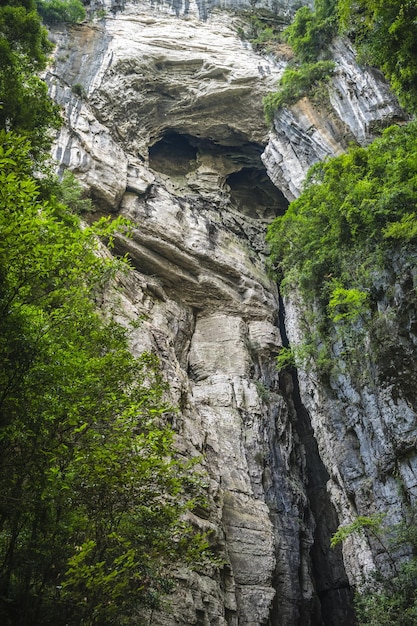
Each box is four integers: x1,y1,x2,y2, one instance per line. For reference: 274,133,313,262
283,0,338,63
0,0,61,157
0,132,210,625
267,121,417,307
0,2,213,623
36,0,86,25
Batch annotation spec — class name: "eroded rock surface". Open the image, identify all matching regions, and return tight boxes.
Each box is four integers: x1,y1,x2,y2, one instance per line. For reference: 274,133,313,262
47,5,317,623
262,38,408,200
46,1,408,623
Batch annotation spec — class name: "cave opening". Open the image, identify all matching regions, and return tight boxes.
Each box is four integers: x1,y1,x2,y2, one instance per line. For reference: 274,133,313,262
226,167,288,220
148,132,197,176
149,130,289,220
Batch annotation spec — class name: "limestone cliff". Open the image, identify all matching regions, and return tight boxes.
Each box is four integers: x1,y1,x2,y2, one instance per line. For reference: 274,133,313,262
46,1,411,624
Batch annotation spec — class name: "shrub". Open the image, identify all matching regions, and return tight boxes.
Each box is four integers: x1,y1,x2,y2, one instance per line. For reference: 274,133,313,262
36,0,86,24
71,82,86,97
263,60,335,124
283,0,338,63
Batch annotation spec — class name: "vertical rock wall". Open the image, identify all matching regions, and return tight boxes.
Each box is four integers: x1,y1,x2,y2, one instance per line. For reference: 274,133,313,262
264,34,414,589
46,1,408,623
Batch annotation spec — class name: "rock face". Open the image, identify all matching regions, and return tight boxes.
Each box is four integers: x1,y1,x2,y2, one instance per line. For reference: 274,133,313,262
263,33,415,590
262,38,407,200
46,1,410,624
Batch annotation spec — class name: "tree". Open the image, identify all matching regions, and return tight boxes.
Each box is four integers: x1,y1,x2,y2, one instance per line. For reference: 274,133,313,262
0,132,208,625
283,0,338,63
0,0,61,157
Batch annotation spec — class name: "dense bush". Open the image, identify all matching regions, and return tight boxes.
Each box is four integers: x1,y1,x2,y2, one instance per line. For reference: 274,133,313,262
283,0,338,63
36,0,86,24
267,121,417,305
338,0,417,113
355,561,417,626
240,13,284,51
263,59,335,123
263,0,417,126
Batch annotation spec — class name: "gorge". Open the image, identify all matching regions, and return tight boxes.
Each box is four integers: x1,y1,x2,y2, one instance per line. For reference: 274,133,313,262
44,1,416,623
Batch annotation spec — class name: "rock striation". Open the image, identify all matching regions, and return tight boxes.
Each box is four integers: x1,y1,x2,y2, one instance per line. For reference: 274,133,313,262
262,38,407,200
46,1,411,624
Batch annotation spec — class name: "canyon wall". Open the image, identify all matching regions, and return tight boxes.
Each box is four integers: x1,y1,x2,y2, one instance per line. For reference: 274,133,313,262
46,2,413,623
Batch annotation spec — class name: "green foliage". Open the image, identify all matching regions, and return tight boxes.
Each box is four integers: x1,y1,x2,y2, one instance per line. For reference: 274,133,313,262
267,121,417,374
283,0,338,63
93,8,107,20
0,0,61,158
260,0,338,124
332,511,417,625
276,338,332,376
267,121,417,301
328,284,368,322
337,0,417,112
330,514,386,548
57,169,94,214
240,13,285,51
36,0,86,24
276,346,296,371
0,132,210,625
71,81,86,97
355,562,417,626
383,213,417,242
255,380,271,402
263,60,335,123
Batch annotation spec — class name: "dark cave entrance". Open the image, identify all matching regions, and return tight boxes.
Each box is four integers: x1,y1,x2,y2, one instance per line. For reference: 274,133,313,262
148,132,198,176
148,130,288,219
226,167,287,220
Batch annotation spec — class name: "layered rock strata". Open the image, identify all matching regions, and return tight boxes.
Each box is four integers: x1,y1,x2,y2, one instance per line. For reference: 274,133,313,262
46,1,408,623
264,33,414,588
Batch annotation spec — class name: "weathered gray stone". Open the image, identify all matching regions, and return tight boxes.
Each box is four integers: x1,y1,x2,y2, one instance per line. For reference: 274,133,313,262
46,1,412,623
262,38,408,200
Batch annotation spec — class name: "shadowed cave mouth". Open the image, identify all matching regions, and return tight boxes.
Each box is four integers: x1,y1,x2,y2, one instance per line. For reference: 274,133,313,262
148,131,288,219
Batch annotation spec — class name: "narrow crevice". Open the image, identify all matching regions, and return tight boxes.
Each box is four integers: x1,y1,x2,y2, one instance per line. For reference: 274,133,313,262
277,289,356,626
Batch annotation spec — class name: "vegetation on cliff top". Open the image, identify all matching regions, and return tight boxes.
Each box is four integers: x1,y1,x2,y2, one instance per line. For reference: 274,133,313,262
0,2,211,623
35,0,86,25
263,0,417,124
268,121,417,308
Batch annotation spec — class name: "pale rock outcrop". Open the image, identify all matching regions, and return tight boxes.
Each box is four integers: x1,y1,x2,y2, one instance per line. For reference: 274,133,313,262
45,0,409,623
262,38,408,200
47,4,317,624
